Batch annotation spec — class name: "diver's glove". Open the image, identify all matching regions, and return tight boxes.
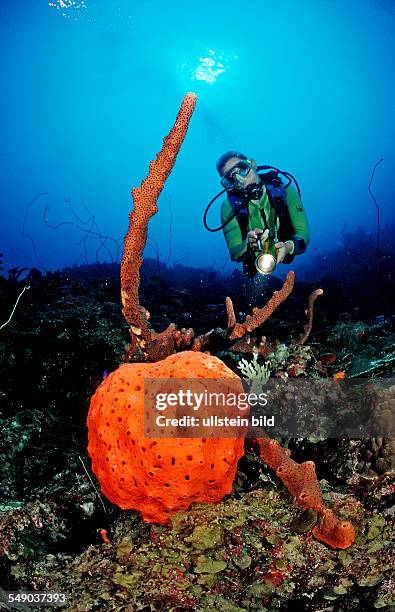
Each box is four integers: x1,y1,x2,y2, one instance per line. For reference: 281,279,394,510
247,228,269,248
274,240,294,264
241,229,269,277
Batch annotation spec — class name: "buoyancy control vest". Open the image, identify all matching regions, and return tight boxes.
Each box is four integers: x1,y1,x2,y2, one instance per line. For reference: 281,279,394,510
228,170,295,244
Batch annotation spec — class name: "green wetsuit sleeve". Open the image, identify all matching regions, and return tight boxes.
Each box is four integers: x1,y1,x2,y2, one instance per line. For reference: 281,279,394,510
286,184,310,249
221,199,248,261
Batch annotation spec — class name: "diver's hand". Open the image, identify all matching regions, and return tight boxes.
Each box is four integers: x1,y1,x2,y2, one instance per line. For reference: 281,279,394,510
247,228,269,248
275,240,294,263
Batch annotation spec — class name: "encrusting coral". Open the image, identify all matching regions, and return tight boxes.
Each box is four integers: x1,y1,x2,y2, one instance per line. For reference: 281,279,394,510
87,93,355,550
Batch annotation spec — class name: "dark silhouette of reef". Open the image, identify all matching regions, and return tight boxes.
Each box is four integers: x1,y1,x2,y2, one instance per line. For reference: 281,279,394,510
298,223,395,319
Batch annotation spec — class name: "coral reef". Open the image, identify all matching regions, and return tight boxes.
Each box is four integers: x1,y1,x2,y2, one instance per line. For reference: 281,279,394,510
2,93,393,607
26,485,394,611
237,353,271,384
86,92,355,551
0,264,393,608
356,437,395,477
190,272,297,354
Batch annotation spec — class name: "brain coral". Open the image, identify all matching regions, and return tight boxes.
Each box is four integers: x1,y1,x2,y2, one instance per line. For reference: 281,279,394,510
87,351,246,523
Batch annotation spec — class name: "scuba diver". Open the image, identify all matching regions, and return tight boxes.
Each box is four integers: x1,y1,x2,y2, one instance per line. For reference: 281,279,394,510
204,151,310,277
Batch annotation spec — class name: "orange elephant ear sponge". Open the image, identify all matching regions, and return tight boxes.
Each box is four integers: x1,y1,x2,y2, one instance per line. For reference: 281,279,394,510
87,351,246,524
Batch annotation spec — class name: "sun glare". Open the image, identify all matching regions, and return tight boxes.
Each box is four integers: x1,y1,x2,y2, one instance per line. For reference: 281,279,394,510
178,49,236,85
49,0,87,18
192,49,226,84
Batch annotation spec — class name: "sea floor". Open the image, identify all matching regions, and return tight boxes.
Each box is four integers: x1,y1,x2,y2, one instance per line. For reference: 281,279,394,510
0,263,394,610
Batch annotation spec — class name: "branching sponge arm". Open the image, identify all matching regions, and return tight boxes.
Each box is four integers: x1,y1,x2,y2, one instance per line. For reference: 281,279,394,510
229,271,295,340
256,438,355,549
121,93,197,342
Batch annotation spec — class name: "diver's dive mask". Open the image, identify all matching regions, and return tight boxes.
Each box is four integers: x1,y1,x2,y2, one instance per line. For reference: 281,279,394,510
254,237,277,275
221,160,252,190
221,161,264,201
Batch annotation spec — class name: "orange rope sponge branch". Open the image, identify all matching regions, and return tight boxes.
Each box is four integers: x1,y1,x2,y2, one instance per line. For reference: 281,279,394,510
256,438,355,549
229,271,295,340
297,287,324,345
121,92,197,346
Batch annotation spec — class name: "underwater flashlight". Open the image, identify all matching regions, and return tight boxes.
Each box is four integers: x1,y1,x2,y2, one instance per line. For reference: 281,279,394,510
254,238,277,275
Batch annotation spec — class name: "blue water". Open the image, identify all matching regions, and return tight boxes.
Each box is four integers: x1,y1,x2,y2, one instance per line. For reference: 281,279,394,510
1,0,394,276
